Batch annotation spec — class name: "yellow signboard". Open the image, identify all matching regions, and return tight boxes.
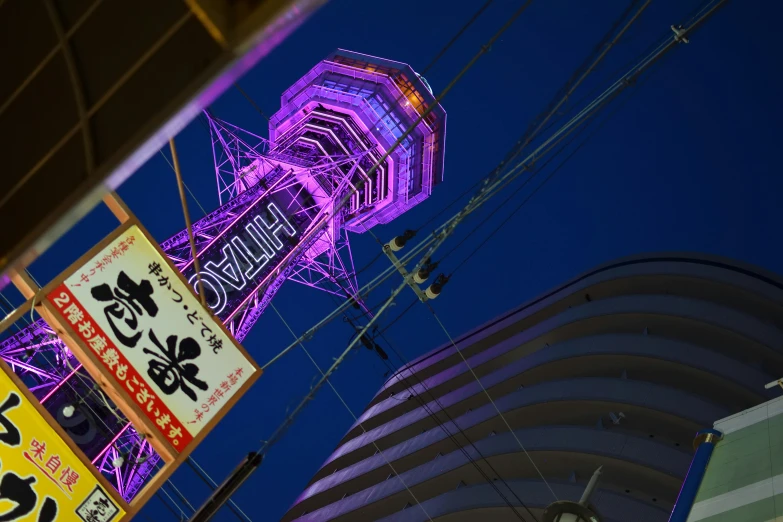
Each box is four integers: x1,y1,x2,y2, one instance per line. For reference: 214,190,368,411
0,366,127,522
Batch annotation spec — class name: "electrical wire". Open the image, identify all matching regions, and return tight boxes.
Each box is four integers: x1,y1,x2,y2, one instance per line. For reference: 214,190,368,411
383,56,631,511
432,49,629,264
378,297,419,335
250,7,544,472
0,2,723,516
269,302,435,522
259,0,668,372
415,178,486,234
414,1,648,236
318,257,536,522
221,3,532,327
421,0,496,75
382,0,725,380
446,66,654,278
156,490,186,522
335,222,543,516
155,152,262,522
5,3,538,519
21,1,724,516
159,486,190,521
352,0,730,506
512,0,651,159
167,479,198,515
373,2,732,507
426,303,559,500
361,0,498,129
183,0,531,369
376,337,538,521
437,128,583,267
183,455,253,522
332,250,385,287
234,83,270,122
259,1,535,371
336,305,538,521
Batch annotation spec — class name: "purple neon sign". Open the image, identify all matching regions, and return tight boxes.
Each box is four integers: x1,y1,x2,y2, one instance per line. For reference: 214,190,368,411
181,181,317,322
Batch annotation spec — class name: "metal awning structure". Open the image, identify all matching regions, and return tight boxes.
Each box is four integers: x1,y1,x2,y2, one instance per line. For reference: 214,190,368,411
0,0,326,277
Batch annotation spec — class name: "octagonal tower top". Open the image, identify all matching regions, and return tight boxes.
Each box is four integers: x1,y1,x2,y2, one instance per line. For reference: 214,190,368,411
269,49,447,233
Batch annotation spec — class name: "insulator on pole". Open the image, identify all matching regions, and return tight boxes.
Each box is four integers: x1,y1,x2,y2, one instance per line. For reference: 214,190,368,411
414,259,439,284
387,229,417,252
425,274,449,300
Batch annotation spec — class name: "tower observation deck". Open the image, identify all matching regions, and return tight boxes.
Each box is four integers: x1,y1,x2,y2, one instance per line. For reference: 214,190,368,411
0,50,446,501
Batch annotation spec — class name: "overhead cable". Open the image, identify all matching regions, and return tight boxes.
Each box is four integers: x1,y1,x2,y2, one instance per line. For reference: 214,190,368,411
260,1,534,371
340,307,539,521
327,280,535,521
269,303,435,522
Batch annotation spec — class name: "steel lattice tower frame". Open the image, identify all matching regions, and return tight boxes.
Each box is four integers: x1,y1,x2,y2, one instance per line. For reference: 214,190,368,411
0,49,446,501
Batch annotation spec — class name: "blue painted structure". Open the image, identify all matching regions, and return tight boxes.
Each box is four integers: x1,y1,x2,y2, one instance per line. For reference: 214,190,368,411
668,428,723,522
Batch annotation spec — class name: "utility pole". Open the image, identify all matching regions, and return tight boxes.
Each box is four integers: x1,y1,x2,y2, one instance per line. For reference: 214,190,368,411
189,452,263,522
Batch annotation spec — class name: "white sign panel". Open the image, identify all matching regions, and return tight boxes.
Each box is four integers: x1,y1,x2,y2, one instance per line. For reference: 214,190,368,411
47,225,257,451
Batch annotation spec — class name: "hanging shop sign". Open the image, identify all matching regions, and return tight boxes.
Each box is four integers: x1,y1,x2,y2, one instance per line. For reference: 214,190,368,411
0,361,128,522
45,223,260,454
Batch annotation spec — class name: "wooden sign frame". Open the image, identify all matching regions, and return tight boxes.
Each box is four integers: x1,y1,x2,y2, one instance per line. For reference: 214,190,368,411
2,192,262,517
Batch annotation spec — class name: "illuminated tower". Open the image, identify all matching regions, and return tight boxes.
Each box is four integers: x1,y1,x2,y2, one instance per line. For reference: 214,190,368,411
0,50,445,501
166,50,446,339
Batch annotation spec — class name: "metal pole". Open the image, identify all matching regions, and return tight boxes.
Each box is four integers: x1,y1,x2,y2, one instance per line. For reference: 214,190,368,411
170,138,208,308
579,466,602,506
189,452,262,522
668,428,722,522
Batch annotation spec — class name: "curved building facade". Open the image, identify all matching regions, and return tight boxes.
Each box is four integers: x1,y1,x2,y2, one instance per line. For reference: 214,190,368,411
283,254,783,522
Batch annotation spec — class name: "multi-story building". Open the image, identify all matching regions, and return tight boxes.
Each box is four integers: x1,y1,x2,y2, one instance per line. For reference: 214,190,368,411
283,254,783,522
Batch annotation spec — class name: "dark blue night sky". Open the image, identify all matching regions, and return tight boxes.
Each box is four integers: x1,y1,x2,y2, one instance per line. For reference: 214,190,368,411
18,0,783,520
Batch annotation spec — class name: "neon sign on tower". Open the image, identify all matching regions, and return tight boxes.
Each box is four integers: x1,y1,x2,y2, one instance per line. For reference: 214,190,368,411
181,181,317,321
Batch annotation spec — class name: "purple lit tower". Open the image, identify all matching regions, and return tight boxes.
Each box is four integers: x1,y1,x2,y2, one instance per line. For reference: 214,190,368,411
0,50,446,501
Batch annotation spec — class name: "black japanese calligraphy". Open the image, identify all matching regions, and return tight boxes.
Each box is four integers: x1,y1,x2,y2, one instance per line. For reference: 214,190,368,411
0,393,58,522
82,496,111,522
206,335,223,354
0,393,21,447
142,331,208,402
90,271,159,347
76,486,119,522
150,261,184,303
0,463,58,522
148,262,162,277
